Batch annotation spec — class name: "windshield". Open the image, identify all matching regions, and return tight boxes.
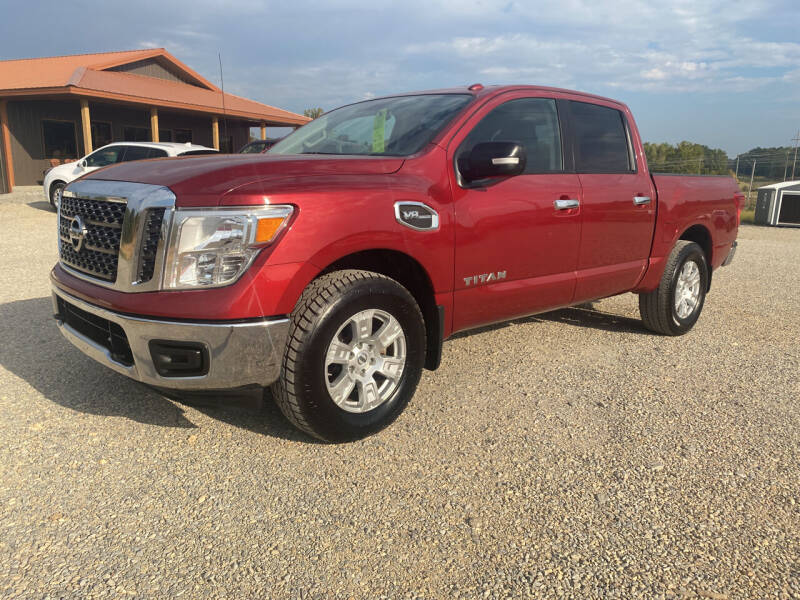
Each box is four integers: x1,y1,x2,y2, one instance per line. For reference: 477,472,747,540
240,142,267,154
269,94,472,157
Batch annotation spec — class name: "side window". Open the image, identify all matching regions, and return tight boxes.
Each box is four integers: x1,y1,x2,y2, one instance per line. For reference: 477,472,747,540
120,146,151,162
146,148,168,159
459,98,563,174
569,101,632,173
84,146,124,167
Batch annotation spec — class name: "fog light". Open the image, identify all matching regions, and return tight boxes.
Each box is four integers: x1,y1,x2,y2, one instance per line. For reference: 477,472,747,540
149,340,209,377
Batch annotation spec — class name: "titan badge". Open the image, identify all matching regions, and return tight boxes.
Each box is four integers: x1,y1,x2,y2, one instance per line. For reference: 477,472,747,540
463,271,507,287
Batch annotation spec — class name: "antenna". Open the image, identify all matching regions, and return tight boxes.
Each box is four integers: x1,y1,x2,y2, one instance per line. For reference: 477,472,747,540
219,53,228,151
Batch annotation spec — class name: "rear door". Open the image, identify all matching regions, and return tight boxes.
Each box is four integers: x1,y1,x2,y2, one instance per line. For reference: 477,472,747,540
449,92,582,332
567,100,656,301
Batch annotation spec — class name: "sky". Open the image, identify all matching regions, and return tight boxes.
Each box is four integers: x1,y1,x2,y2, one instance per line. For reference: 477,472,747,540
2,0,799,155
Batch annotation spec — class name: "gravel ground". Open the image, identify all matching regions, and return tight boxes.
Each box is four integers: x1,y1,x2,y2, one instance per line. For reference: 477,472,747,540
1,187,798,599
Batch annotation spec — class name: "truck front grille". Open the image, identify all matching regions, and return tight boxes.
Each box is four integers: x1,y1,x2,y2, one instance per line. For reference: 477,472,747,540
138,208,166,283
56,295,134,366
59,195,126,282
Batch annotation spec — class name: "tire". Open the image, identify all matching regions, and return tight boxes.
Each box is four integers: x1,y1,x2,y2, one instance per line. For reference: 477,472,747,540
49,181,65,210
272,269,426,442
639,240,709,336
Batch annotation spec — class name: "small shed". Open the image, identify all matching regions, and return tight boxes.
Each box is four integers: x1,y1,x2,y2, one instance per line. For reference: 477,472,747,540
754,181,800,226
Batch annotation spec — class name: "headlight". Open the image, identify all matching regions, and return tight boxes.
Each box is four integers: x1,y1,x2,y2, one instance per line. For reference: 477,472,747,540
163,205,293,289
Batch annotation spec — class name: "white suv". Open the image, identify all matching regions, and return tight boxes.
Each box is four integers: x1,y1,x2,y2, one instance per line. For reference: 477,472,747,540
44,142,217,208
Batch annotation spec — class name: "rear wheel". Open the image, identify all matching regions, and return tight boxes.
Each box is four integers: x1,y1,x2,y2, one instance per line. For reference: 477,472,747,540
49,181,65,210
639,240,708,335
272,269,426,442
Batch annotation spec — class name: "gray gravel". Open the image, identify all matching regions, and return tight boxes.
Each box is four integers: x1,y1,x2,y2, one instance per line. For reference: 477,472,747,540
1,187,799,599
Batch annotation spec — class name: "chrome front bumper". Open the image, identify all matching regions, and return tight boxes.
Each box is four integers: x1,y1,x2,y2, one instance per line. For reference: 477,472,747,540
52,287,290,390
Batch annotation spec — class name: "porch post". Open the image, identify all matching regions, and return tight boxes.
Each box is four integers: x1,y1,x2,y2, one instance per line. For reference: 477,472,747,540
260,122,266,140
150,107,159,142
0,99,15,191
212,116,219,150
80,99,92,154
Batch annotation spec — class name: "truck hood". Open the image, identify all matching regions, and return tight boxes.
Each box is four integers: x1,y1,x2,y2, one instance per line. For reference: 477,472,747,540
81,154,405,206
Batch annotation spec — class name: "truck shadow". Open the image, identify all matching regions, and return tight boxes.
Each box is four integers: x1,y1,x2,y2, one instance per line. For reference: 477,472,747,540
451,303,650,340
0,296,311,442
27,201,56,213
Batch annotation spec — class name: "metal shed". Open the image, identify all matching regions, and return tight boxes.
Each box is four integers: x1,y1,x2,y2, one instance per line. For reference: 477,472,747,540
754,181,800,226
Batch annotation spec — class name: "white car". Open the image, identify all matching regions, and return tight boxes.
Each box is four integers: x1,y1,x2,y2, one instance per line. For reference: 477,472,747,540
44,141,218,209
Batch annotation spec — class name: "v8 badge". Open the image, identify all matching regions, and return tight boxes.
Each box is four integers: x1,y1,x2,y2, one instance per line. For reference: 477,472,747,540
394,201,439,231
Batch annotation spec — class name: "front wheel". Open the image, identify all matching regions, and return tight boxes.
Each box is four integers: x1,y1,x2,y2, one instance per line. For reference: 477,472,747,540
639,240,709,335
272,270,426,442
49,181,65,210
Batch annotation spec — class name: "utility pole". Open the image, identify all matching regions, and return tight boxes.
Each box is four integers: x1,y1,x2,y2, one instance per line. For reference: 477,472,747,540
748,160,756,204
792,130,800,181
735,155,740,180
784,151,790,182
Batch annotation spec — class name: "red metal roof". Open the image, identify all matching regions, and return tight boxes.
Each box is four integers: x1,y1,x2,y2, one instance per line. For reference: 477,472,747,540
0,49,309,126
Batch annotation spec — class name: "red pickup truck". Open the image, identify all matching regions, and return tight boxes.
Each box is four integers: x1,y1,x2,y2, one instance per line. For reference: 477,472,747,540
52,85,742,441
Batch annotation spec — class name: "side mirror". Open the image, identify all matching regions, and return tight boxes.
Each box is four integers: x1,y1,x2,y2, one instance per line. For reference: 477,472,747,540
78,159,87,169
462,141,526,181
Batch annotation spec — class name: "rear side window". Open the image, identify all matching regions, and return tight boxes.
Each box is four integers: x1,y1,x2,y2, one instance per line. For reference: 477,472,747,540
120,146,151,162
459,98,563,173
569,101,632,173
146,148,168,158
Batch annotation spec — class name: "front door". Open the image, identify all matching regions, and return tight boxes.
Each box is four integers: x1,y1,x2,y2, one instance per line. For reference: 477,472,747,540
449,94,582,333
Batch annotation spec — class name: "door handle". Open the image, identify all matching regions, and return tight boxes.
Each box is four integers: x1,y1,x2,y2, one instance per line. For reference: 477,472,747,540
633,196,652,206
554,199,580,210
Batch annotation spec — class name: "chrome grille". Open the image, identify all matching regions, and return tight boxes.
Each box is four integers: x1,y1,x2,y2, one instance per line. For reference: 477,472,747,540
59,195,126,282
56,180,175,293
138,208,166,283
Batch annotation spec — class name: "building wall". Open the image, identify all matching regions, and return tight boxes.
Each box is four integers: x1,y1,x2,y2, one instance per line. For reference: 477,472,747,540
158,111,249,151
7,99,81,185
6,98,251,185
108,58,203,88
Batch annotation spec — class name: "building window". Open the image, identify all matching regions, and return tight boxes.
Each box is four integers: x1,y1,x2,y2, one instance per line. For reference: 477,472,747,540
91,122,113,149
159,129,173,142
174,129,192,143
123,126,150,142
42,120,78,159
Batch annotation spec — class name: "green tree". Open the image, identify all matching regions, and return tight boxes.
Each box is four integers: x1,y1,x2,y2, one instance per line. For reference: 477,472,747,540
644,141,730,175
303,107,324,119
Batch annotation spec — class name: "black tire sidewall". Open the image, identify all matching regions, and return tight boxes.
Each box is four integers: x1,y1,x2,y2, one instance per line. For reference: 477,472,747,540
668,245,708,333
293,278,425,441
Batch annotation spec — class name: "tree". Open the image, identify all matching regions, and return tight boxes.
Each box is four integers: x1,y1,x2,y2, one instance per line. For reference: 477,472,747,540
643,141,729,175
303,107,324,119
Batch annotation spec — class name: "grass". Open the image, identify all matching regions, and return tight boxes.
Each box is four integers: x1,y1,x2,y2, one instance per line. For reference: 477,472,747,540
740,209,755,224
